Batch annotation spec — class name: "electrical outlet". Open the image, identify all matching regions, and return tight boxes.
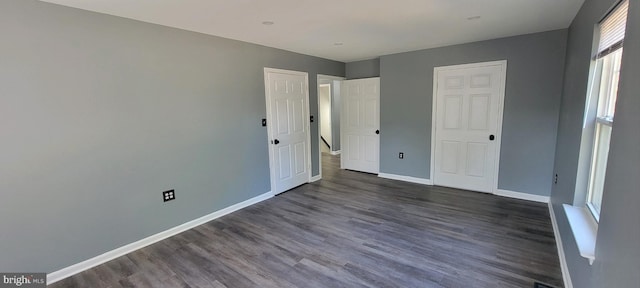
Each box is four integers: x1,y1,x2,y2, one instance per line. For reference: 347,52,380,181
399,152,404,159
163,189,175,202
554,174,558,184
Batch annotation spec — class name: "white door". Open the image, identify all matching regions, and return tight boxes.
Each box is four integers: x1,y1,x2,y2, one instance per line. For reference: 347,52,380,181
264,68,310,195
432,61,506,193
341,77,380,174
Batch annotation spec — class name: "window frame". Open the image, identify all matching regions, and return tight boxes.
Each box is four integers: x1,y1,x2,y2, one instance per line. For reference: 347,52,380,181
583,1,627,221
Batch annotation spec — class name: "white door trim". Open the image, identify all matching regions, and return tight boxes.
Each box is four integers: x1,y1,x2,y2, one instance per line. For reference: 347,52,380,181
264,67,311,193
317,74,345,81
429,60,507,194
316,74,345,180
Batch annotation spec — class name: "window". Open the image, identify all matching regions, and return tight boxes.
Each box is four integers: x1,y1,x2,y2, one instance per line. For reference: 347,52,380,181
585,0,628,221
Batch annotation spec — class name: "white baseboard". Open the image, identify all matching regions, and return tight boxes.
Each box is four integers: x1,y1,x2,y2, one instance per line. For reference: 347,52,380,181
329,150,341,155
549,202,573,288
378,173,432,185
310,175,321,182
47,191,274,285
494,189,550,203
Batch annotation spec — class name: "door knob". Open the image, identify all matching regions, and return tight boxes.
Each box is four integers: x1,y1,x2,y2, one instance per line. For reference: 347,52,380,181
274,139,280,145
375,130,380,134
489,135,495,141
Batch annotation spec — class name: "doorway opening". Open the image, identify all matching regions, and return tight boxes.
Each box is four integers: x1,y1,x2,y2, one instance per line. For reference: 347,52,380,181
319,84,332,154
317,74,344,177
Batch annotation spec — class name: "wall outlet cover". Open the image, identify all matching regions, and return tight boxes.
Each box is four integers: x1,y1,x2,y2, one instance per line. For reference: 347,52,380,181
163,190,175,202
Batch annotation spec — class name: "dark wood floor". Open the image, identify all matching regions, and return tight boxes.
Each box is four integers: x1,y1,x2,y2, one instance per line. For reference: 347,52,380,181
50,153,563,288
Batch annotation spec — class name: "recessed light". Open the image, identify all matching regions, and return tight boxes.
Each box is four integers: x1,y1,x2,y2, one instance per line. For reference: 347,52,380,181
334,42,344,46
262,21,274,25
467,16,481,20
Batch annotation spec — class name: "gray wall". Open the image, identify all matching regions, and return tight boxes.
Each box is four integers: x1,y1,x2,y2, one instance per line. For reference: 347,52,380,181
0,0,343,273
379,30,567,196
551,0,640,286
346,59,380,79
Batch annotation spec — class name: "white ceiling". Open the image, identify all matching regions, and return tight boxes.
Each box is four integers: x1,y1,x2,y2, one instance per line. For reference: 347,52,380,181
39,0,584,62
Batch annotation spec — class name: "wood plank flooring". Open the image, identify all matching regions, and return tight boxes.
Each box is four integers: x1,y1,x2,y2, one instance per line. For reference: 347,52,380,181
50,153,563,287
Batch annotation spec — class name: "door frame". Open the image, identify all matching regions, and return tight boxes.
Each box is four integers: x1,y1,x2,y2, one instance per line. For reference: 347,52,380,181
429,60,507,194
316,74,345,181
264,67,312,194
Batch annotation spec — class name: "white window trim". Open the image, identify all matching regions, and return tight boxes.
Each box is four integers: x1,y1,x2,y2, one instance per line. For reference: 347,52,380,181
566,57,606,263
563,204,597,265
585,49,621,221
595,116,614,126
586,202,601,222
